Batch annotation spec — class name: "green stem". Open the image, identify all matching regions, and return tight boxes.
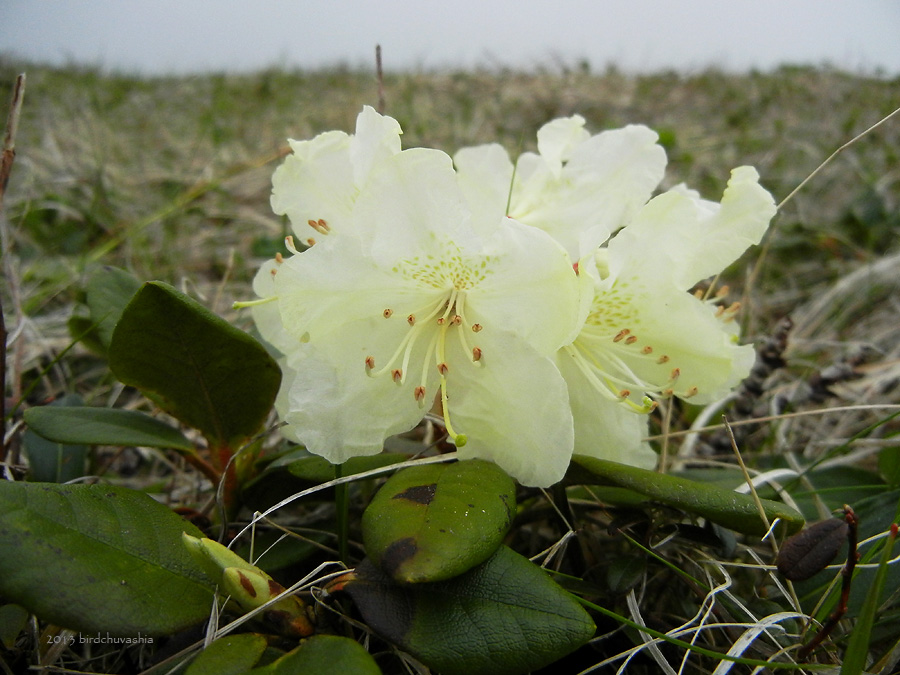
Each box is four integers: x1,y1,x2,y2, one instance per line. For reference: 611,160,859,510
335,462,349,563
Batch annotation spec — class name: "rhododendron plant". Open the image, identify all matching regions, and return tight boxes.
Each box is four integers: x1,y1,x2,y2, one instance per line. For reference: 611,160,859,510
246,108,775,486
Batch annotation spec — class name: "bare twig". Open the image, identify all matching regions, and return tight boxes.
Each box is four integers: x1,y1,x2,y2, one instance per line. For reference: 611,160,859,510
1,73,27,463
375,44,386,114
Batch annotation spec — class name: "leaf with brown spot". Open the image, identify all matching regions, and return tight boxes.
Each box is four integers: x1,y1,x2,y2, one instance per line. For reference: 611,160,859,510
362,459,515,583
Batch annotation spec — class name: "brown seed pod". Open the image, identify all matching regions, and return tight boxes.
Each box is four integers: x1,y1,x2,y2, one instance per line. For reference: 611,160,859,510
776,517,849,582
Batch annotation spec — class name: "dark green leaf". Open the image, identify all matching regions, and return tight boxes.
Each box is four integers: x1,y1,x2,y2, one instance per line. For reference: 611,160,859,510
22,394,88,483
24,406,194,452
878,446,900,486
108,282,281,448
567,456,804,535
0,482,215,636
606,555,647,594
86,266,143,351
0,604,29,650
277,450,409,484
241,451,410,511
247,634,381,675
185,633,269,675
345,546,595,675
362,459,515,583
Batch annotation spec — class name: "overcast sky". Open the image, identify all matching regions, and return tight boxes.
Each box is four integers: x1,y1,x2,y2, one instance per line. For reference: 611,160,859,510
2,0,899,75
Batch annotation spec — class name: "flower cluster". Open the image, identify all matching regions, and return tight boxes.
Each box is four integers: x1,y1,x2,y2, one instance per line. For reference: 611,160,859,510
247,107,776,487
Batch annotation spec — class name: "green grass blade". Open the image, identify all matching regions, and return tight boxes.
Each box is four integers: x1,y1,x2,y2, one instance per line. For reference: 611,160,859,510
840,523,899,675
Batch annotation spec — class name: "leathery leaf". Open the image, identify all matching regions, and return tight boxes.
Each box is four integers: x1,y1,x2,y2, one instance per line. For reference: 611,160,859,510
0,482,215,636
361,459,515,583
344,546,595,675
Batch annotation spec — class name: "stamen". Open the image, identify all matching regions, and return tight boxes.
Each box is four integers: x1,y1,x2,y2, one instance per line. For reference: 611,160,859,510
451,315,462,326
684,386,699,397
472,347,482,362
285,235,301,254
617,389,631,399
613,329,630,343
641,346,653,354
365,356,376,372
391,369,403,384
383,309,393,318
275,252,283,263
471,324,483,333
270,267,277,277
306,218,330,235
625,335,638,345
414,386,427,405
437,362,449,375
233,296,277,310
669,368,681,382
657,355,670,364
306,238,316,247
439,378,467,447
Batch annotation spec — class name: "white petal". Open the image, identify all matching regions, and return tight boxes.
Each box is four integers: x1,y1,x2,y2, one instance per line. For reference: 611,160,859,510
250,259,298,355
271,235,442,344
468,216,582,354
453,143,514,230
278,344,427,463
556,350,657,467
352,147,477,262
270,131,354,238
608,166,776,289
350,106,402,186
509,124,666,260
446,330,575,487
587,273,756,405
536,115,589,176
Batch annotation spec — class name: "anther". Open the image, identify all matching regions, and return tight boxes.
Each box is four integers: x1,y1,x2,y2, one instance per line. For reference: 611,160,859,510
306,218,330,235
285,235,300,254
275,252,283,263
270,268,277,277
472,347,482,362
625,335,638,345
407,314,416,326
693,289,705,299
663,388,674,397
436,317,446,326
383,309,393,318
684,386,699,397
657,355,670,364
306,238,316,247
716,285,730,298
414,386,427,404
613,329,630,343
365,356,375,371
617,389,631,399
715,305,726,318
641,346,653,354
669,368,681,382
471,324,483,333
437,362,449,375
391,369,403,383
451,315,462,326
